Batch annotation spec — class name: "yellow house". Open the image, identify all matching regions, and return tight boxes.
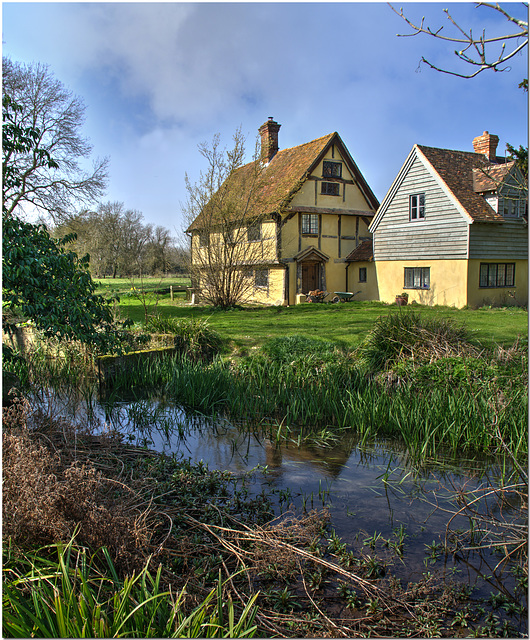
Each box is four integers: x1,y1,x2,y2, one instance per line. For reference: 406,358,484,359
369,131,528,308
187,118,379,305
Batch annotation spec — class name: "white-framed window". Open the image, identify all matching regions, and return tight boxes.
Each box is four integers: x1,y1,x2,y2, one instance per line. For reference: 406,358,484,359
409,193,425,221
301,213,319,235
404,267,430,289
501,196,523,218
479,263,515,288
323,161,342,179
254,268,268,288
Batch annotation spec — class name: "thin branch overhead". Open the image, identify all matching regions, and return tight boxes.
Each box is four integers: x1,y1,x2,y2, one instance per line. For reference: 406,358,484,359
389,2,528,79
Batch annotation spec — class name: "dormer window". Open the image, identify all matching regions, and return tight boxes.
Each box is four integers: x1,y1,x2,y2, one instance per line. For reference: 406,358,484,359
323,161,342,179
501,196,523,218
409,193,425,221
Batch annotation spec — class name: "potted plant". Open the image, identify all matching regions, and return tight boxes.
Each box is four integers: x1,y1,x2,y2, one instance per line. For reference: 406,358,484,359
395,292,409,306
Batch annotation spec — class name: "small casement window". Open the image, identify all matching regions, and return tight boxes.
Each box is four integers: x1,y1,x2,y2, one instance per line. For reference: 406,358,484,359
404,267,430,289
502,197,523,218
301,213,319,235
479,263,515,288
323,161,342,179
359,267,367,283
199,231,209,247
409,193,425,221
254,268,268,288
321,182,340,196
247,222,261,242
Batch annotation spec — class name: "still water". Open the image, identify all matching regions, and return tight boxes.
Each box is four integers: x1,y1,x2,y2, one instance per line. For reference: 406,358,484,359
42,389,527,630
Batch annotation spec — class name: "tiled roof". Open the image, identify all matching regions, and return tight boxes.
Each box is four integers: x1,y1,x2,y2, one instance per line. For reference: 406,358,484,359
187,133,335,231
345,239,373,262
472,162,516,192
417,145,509,222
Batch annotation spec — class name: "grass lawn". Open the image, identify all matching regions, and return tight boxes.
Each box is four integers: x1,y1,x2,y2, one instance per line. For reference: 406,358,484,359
95,276,191,294
114,292,528,353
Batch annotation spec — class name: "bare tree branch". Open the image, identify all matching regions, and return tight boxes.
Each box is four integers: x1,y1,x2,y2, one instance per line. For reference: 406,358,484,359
2,57,108,222
389,2,528,79
183,129,276,308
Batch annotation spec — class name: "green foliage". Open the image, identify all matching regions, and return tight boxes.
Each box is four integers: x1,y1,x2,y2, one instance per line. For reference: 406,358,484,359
2,214,129,356
260,335,345,365
3,540,258,638
145,316,223,361
393,356,500,389
506,142,528,179
2,93,129,358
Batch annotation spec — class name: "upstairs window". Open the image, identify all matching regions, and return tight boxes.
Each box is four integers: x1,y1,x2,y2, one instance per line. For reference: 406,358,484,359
501,196,525,218
199,231,209,247
247,222,261,242
321,182,340,196
404,267,430,289
323,161,342,179
409,193,425,221
479,263,515,288
301,213,319,235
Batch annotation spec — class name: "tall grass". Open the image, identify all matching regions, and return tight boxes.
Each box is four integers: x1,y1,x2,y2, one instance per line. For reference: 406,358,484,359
105,327,527,460
3,539,258,638
145,316,224,362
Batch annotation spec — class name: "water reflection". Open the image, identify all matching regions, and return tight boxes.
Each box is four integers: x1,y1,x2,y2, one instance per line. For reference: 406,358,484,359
32,388,526,613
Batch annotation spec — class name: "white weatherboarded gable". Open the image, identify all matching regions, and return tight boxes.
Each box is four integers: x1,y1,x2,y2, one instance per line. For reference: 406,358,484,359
369,146,470,261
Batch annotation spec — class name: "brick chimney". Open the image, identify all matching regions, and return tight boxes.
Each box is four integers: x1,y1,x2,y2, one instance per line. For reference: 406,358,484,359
259,117,281,163
472,131,499,162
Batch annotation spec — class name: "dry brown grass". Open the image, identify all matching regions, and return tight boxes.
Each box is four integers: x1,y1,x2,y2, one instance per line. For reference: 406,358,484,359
2,398,151,573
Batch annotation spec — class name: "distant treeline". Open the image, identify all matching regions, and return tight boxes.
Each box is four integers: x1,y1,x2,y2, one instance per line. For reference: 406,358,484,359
53,202,189,278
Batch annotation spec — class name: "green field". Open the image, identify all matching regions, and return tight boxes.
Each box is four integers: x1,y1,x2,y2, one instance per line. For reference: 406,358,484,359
95,276,191,294
103,284,527,354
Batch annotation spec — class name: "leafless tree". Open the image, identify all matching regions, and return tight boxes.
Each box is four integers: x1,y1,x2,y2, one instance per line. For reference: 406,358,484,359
54,202,177,278
2,57,108,221
183,128,273,308
389,3,528,80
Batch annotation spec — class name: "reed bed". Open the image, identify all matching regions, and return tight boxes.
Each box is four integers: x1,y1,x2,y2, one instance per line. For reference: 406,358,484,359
104,340,527,461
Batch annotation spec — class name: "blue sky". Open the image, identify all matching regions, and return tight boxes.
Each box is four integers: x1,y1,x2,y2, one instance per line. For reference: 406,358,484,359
3,2,528,239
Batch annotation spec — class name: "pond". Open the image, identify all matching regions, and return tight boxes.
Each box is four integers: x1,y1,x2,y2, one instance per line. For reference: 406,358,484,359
38,388,528,634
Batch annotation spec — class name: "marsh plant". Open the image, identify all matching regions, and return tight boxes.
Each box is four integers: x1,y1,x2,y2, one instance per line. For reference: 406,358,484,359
145,316,223,361
3,540,259,638
102,323,527,461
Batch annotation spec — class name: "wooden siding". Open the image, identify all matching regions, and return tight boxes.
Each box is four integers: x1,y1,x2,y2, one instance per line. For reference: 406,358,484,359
469,221,528,260
373,156,469,261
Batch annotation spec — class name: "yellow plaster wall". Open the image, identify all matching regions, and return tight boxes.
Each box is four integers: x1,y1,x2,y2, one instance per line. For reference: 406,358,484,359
346,262,379,301
190,220,278,265
290,150,375,211
323,260,348,296
467,259,528,307
249,267,285,305
375,259,469,307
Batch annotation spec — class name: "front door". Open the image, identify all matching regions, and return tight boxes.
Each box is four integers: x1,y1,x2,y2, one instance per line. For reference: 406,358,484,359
302,262,319,292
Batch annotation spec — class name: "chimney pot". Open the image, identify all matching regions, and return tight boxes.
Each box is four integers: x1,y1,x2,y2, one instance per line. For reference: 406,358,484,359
259,118,281,163
473,131,499,162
